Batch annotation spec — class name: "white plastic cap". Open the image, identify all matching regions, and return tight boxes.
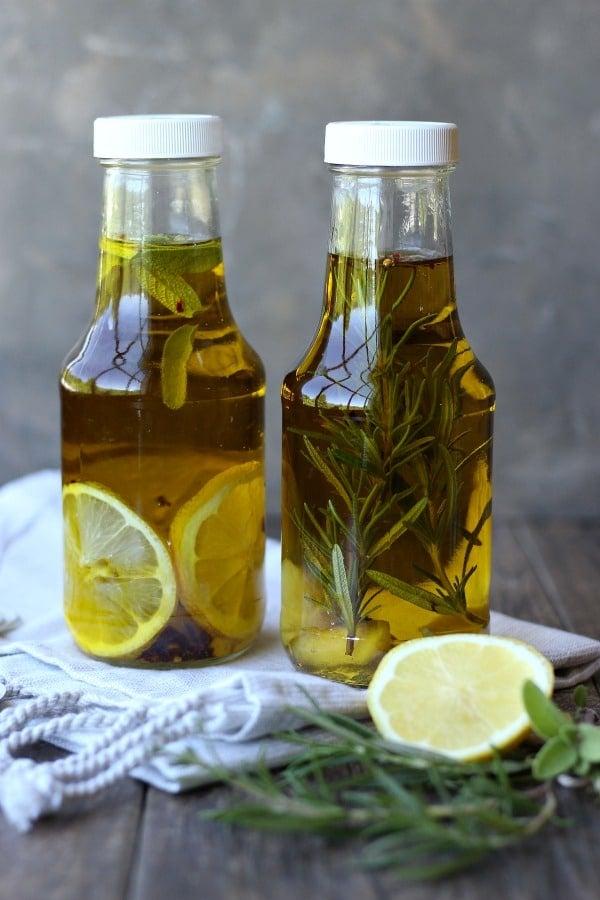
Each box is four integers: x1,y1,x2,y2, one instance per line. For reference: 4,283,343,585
324,121,458,167
93,115,223,160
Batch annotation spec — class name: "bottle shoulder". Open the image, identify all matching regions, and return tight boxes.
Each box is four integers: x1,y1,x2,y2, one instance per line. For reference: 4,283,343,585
60,235,267,399
60,304,265,401
283,332,494,410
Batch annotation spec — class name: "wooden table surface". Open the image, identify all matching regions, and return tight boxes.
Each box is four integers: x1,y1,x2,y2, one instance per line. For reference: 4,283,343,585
2,519,599,900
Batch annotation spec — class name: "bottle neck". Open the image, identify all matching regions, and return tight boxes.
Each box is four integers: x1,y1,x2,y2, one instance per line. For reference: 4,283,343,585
100,158,222,243
328,165,454,262
94,158,230,328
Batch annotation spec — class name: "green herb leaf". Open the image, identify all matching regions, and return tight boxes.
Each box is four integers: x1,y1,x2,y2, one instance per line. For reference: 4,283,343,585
142,241,221,272
532,736,578,780
573,684,588,709
161,324,197,410
366,569,450,613
578,724,600,763
331,545,355,633
455,436,493,473
522,681,569,740
303,438,353,510
138,263,202,317
368,497,428,559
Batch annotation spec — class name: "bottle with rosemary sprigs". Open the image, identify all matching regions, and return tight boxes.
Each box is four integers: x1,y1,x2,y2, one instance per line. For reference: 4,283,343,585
60,116,265,666
281,121,495,686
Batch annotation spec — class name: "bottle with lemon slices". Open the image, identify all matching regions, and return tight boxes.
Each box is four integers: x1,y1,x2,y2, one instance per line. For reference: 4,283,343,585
60,116,266,665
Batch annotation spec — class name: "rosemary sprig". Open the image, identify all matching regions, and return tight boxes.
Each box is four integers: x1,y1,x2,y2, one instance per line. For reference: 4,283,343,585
292,257,491,643
186,684,600,882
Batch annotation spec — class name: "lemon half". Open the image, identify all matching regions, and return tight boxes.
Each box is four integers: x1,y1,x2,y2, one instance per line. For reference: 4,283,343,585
367,633,554,761
63,482,177,658
171,461,265,641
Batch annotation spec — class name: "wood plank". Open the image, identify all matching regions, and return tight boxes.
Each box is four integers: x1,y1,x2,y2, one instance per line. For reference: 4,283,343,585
492,522,565,626
0,744,144,900
514,519,600,640
128,785,414,900
128,742,600,900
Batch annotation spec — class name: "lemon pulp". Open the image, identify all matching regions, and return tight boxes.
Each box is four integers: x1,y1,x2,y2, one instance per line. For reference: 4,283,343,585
171,461,265,642
63,482,177,658
367,633,554,761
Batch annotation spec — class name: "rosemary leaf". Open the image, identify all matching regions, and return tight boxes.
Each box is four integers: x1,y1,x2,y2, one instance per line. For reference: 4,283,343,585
303,438,353,510
367,497,429,560
331,545,355,633
366,569,453,613
455,436,493,473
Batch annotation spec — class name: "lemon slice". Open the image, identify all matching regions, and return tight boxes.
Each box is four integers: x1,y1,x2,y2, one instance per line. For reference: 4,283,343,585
63,483,177,659
171,461,265,640
367,634,554,761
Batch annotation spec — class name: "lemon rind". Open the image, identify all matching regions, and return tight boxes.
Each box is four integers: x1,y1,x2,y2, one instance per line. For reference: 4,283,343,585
63,482,177,658
367,633,554,762
170,462,265,640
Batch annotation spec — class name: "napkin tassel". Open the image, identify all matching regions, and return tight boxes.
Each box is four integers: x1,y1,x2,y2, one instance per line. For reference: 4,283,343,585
0,685,208,831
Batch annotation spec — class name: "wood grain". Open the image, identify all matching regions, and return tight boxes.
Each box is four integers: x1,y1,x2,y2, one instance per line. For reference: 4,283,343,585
0,745,144,900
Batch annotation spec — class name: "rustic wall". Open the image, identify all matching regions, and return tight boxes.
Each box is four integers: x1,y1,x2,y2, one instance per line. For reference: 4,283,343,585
1,0,599,516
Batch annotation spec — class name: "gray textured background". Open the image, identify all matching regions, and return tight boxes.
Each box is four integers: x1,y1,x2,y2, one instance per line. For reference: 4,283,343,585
1,0,599,517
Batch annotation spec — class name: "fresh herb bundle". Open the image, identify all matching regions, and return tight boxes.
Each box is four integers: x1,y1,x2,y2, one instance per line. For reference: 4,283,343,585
180,683,600,882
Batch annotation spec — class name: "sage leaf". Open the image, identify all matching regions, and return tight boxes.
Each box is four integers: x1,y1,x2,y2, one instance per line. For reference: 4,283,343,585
331,544,355,633
573,684,588,709
522,680,569,739
532,736,578,780
161,324,197,410
575,758,591,777
578,724,600,763
138,263,202,317
140,240,222,276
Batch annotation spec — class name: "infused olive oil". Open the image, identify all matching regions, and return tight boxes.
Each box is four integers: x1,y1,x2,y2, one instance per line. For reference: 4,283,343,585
61,117,265,665
281,122,494,686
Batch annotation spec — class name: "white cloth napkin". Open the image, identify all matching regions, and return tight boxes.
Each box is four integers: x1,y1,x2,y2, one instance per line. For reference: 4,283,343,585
0,469,599,832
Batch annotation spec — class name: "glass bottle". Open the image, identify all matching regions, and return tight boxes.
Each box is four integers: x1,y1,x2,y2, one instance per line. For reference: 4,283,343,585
281,122,494,687
60,115,265,666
